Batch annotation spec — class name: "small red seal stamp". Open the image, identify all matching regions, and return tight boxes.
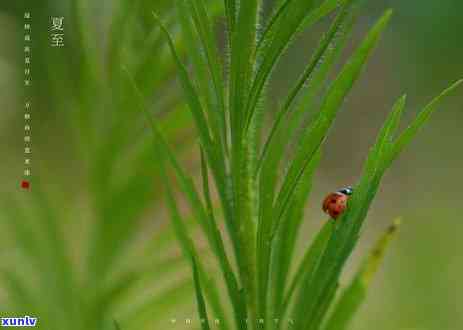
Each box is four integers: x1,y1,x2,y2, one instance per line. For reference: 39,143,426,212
21,180,30,189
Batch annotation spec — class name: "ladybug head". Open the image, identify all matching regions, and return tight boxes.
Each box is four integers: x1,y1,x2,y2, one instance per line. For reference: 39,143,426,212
337,186,353,196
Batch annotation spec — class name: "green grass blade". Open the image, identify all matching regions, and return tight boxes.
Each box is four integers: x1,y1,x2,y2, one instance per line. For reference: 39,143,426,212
286,11,393,329
256,0,357,175
123,66,211,244
280,221,335,322
186,0,228,155
176,0,214,113
255,140,289,323
228,0,260,256
191,256,212,330
229,0,259,137
162,161,233,330
254,2,362,313
299,0,348,32
152,12,215,162
160,156,197,268
199,147,246,330
301,99,405,329
273,9,393,240
227,0,261,324
113,320,122,330
198,269,231,330
124,68,245,330
200,147,216,222
365,93,407,174
254,7,356,298
107,0,138,82
386,79,463,166
267,0,356,182
305,138,402,329
387,95,407,141
317,95,408,289
245,0,346,130
255,0,292,52
336,94,408,251
256,149,320,327
268,151,321,315
161,163,222,330
323,219,401,330
334,83,461,255
223,0,236,33
257,0,346,57
153,12,237,267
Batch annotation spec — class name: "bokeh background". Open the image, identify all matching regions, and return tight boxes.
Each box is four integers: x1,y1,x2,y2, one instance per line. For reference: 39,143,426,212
0,1,462,329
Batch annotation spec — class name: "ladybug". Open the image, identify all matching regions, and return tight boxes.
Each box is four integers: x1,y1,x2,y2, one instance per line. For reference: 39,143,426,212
322,186,353,219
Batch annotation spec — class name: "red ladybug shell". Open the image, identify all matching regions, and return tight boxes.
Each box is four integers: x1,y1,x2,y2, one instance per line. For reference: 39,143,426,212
322,192,348,219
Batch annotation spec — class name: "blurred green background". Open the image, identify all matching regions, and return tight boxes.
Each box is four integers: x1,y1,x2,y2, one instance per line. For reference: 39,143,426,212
0,0,462,329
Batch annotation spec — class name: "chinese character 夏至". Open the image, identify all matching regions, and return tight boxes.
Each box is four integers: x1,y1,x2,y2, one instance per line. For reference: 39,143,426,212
50,16,64,47
51,33,64,47
51,16,64,31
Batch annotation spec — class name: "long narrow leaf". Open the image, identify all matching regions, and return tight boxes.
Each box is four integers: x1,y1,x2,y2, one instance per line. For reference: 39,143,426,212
153,13,242,281
323,219,401,330
124,68,245,330
288,11,394,329
161,159,228,330
273,9,393,240
386,79,463,166
245,0,347,129
152,13,219,179
299,100,403,330
255,6,358,311
279,221,335,323
256,0,357,175
176,0,214,114
257,149,321,327
228,0,261,324
223,0,236,33
191,256,212,330
187,0,228,155
308,84,461,330
269,150,321,317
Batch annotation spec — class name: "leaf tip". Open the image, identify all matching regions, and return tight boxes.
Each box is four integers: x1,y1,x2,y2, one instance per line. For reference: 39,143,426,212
360,217,401,285
383,8,394,20
152,11,166,29
375,8,393,31
394,94,407,112
450,78,463,90
388,217,401,233
113,319,122,330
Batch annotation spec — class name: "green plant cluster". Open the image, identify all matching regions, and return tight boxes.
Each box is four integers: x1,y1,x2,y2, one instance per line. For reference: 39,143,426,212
146,0,462,330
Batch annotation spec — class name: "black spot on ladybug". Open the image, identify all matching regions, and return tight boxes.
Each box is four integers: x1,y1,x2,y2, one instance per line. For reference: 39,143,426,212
332,210,339,217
